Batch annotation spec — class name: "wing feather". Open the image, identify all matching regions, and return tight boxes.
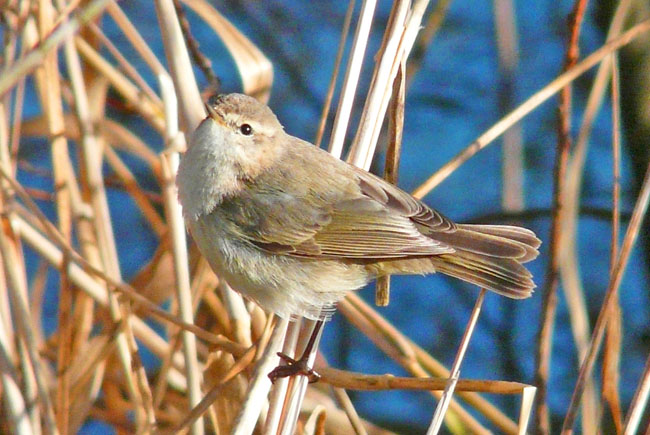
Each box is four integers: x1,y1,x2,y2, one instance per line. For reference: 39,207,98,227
219,150,457,259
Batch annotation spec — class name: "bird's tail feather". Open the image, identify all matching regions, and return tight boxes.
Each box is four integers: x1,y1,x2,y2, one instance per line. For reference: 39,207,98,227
429,249,534,298
431,224,540,298
425,224,540,263
373,224,540,298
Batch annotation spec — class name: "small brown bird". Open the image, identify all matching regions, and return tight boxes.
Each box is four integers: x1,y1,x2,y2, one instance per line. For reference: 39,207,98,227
176,93,540,381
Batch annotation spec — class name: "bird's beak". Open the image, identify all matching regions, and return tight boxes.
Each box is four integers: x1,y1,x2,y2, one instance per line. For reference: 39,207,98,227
205,103,226,126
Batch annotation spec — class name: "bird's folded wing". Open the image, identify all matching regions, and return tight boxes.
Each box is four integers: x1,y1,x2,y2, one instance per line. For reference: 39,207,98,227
224,170,457,259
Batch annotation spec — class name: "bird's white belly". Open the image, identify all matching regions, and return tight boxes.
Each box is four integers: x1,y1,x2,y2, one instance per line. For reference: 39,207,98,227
189,215,369,320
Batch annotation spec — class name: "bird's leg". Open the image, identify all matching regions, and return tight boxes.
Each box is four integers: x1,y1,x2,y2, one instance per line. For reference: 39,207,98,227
268,319,324,384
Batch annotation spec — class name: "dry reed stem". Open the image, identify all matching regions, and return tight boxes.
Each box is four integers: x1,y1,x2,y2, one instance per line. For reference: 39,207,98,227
74,37,165,131
603,52,624,433
85,22,162,106
232,316,288,435
562,160,650,432
1,177,235,354
160,72,204,434
557,3,633,432
0,217,58,433
347,0,410,167
272,0,400,429
427,289,488,434
103,146,167,237
341,293,520,433
175,343,258,432
155,0,204,132
264,319,301,434
328,0,378,158
105,1,168,75
624,352,650,434
330,386,368,435
405,0,452,84
36,4,78,432
375,61,406,307
536,1,591,432
319,366,530,394
339,295,514,433
352,0,432,171
0,0,110,98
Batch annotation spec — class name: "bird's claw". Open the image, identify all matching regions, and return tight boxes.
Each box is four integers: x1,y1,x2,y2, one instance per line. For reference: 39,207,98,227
268,352,320,384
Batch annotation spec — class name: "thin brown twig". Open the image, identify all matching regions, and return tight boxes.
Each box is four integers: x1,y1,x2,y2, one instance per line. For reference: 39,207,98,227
172,0,220,92
535,1,589,432
313,0,355,148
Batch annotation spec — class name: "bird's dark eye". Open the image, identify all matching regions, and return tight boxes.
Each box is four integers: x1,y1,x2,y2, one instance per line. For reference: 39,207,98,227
239,123,253,136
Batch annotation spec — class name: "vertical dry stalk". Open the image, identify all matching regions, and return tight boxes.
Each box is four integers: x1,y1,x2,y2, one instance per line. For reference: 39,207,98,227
535,1,590,433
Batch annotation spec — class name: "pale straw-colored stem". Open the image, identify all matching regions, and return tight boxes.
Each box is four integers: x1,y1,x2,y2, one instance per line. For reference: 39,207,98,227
0,326,33,434
623,353,650,434
0,0,110,98
427,289,486,434
281,320,324,435
328,0,378,159
347,0,410,168
233,317,289,435
154,0,204,132
159,73,204,434
264,320,300,435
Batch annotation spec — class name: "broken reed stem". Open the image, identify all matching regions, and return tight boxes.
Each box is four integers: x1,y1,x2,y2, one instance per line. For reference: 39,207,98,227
318,367,530,394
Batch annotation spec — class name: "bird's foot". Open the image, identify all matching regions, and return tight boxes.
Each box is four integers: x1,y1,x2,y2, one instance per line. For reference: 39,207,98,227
268,352,320,384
